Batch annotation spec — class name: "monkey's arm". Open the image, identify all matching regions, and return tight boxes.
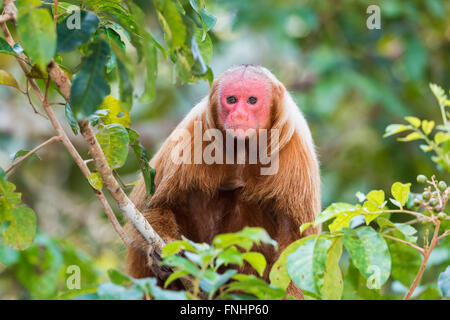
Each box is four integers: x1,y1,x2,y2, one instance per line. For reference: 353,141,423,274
125,206,180,279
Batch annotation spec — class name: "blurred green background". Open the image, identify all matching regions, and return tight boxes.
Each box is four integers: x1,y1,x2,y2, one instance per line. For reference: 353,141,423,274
0,0,449,299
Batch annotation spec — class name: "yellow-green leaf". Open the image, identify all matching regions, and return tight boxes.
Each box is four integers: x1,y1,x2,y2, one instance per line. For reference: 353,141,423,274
0,70,20,90
422,120,435,135
435,132,450,145
398,132,422,142
404,116,421,128
383,124,410,138
88,172,103,191
242,252,266,277
300,222,313,235
366,190,385,206
391,182,411,208
98,96,131,128
96,124,130,169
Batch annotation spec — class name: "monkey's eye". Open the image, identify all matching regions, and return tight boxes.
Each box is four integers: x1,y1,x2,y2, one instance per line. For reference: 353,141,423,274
226,96,237,104
247,96,258,105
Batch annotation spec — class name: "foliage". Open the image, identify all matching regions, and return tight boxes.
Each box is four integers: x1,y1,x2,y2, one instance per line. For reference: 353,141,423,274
269,85,450,300
385,84,450,171
0,168,36,250
66,227,285,300
0,0,449,301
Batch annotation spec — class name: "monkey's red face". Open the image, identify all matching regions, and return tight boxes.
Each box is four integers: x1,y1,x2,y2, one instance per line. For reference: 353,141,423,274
218,70,272,137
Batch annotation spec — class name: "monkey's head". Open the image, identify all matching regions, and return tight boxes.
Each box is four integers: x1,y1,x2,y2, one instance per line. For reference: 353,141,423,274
212,65,280,138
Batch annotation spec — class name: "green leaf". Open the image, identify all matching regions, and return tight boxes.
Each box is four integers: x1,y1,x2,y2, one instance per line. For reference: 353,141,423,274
134,277,188,300
214,227,276,250
383,124,410,138
242,252,266,277
328,210,361,232
189,0,217,36
3,205,36,250
10,149,40,162
226,274,286,300
216,245,244,267
16,0,56,70
70,39,111,120
269,235,315,290
300,222,313,235
388,240,421,287
65,103,79,135
286,235,343,299
391,182,411,208
422,120,435,135
0,37,18,57
108,269,132,286
98,96,131,128
162,254,200,277
162,240,197,257
128,3,158,103
57,11,99,52
365,190,385,207
315,202,356,226
0,70,21,90
154,0,187,50
164,270,190,288
128,128,155,196
0,174,36,250
430,83,447,105
96,124,129,169
434,132,450,145
343,227,391,288
116,58,133,111
88,172,103,191
392,223,418,243
404,116,421,128
322,237,344,300
398,131,422,142
199,269,237,296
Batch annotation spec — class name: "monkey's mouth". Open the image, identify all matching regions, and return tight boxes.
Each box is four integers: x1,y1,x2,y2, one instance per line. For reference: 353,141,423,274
226,126,257,138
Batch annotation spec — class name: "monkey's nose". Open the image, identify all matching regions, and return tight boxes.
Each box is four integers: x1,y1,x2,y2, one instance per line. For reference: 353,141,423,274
231,111,248,122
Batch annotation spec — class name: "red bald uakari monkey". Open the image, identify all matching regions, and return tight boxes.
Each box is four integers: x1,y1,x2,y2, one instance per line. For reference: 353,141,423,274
126,65,321,299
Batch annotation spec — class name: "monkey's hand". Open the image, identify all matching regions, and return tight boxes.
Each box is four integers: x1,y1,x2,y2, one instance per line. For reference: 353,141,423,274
148,247,173,283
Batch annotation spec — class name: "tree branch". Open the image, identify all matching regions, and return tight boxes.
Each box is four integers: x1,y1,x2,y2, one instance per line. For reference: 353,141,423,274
6,135,62,175
2,0,200,295
78,120,165,250
0,2,130,247
404,219,441,300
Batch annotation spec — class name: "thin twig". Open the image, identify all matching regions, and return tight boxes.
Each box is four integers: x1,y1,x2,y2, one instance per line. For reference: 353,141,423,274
381,234,425,255
6,136,62,175
404,219,441,300
25,79,48,119
437,229,450,241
